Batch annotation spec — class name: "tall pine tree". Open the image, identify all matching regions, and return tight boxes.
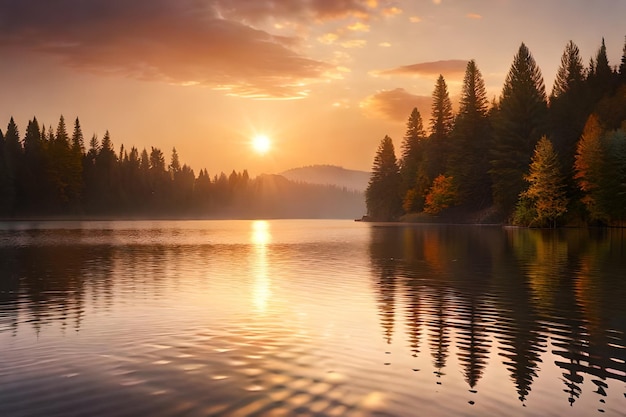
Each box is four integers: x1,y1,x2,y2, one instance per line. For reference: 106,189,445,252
400,108,428,212
549,41,589,175
427,75,454,181
490,43,548,215
449,60,492,207
366,135,402,221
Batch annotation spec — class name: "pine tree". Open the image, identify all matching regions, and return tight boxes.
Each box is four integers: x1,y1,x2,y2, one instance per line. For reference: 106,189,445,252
169,147,181,175
589,38,616,101
551,41,585,100
549,41,589,173
21,117,45,212
366,135,402,221
2,117,22,214
3,117,22,177
430,75,454,140
449,60,491,207
71,118,85,155
516,136,568,227
0,126,10,215
427,75,454,180
399,108,427,212
490,43,548,215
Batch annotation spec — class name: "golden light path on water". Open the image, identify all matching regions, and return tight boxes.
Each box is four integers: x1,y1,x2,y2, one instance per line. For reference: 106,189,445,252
251,220,271,313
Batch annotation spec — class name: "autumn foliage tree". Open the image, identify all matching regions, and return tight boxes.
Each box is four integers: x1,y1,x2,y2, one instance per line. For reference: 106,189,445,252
515,136,568,227
424,174,457,215
574,113,626,225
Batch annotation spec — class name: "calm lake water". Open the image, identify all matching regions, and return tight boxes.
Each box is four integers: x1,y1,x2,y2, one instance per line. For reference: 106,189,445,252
0,220,624,416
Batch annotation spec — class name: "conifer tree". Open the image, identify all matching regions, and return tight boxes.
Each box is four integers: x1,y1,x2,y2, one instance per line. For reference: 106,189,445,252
551,41,585,100
430,75,454,140
490,43,548,215
0,127,10,215
427,75,454,180
3,117,21,177
72,118,85,155
21,117,45,211
399,108,427,212
449,60,491,206
169,147,181,175
366,135,402,221
549,41,588,172
589,38,615,101
2,117,22,213
516,136,568,227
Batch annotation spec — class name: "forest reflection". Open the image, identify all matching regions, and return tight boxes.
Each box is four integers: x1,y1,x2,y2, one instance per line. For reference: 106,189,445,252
369,225,625,406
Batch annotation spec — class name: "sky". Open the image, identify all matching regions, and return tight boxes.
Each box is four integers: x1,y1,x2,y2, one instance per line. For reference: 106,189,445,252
1,0,625,177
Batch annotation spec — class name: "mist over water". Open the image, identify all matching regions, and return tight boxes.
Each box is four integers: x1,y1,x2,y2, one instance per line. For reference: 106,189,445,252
0,220,624,416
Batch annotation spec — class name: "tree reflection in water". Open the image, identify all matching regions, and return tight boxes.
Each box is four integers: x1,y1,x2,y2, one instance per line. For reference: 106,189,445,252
369,224,625,409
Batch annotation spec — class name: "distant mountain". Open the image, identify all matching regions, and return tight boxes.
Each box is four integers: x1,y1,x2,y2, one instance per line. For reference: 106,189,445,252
279,165,370,192
240,174,365,219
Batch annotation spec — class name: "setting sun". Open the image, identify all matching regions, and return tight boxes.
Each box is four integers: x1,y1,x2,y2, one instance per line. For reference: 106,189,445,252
252,134,271,154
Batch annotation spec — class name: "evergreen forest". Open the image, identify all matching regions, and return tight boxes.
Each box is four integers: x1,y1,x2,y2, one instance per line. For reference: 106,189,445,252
0,116,363,219
366,39,626,227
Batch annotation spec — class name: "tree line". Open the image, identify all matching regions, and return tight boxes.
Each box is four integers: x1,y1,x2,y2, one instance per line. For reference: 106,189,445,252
366,38,626,227
0,116,363,219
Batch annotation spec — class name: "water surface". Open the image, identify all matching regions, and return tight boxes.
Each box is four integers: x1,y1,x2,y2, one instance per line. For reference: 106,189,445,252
0,220,624,416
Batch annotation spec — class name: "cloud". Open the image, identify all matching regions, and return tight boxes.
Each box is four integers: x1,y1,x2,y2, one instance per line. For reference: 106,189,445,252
382,7,403,17
360,88,431,122
409,16,423,23
318,33,340,44
467,13,482,19
341,39,368,48
214,0,392,22
347,22,370,32
375,59,469,79
0,0,339,99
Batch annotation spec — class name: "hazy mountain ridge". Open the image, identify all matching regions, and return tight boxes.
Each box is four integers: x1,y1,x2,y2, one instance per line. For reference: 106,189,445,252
279,165,371,192
222,174,365,219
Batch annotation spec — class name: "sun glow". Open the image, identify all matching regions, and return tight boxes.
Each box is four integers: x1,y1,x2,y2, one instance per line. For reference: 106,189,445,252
252,134,271,154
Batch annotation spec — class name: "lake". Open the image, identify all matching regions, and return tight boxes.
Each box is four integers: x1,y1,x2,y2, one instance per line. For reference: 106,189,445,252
0,220,624,416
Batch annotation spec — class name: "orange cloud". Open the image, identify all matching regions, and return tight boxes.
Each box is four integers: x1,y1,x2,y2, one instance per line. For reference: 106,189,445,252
347,22,371,32
0,0,335,99
467,13,482,19
215,0,394,22
375,59,468,79
409,16,423,23
341,39,368,48
360,88,431,122
382,7,403,16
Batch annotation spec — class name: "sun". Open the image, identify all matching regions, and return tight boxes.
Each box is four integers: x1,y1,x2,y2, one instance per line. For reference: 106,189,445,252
252,134,271,154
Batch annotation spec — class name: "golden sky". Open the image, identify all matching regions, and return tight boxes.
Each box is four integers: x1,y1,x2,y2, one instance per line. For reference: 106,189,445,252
1,0,625,176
